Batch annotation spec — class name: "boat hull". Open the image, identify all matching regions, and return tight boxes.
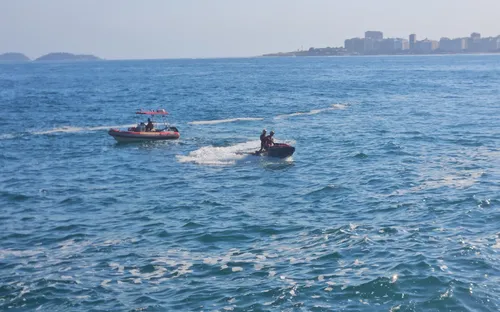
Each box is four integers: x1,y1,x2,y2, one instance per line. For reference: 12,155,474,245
108,129,180,142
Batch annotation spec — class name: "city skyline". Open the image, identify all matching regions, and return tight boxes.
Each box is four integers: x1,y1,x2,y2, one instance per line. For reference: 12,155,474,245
4,29,500,60
2,0,500,59
261,30,500,57
343,31,500,55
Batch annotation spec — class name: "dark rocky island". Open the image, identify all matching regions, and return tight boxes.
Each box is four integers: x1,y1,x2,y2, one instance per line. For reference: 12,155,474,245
0,52,31,62
35,52,101,62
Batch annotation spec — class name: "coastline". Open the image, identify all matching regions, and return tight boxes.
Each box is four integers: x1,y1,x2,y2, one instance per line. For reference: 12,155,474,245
2,53,500,64
261,51,500,57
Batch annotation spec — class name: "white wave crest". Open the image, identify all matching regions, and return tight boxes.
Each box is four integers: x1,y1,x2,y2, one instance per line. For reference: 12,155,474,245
0,249,44,259
0,133,17,140
189,117,263,125
275,104,347,119
32,124,136,135
390,170,484,196
177,140,260,165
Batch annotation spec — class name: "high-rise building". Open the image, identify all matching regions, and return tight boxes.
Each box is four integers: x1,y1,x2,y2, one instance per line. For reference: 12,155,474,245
439,37,452,51
363,31,383,53
364,38,382,53
344,38,365,54
409,34,417,50
491,37,500,51
468,33,483,52
365,31,383,40
395,38,409,51
439,38,466,52
452,38,467,52
379,38,396,53
344,39,351,51
378,38,408,53
402,40,410,50
478,37,497,52
471,32,481,39
416,39,439,53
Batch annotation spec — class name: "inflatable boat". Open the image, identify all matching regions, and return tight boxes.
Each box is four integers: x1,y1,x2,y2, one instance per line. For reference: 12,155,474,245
108,127,179,142
108,109,180,143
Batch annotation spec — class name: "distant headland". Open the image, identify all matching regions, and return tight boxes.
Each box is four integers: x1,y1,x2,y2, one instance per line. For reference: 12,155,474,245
0,52,101,62
0,52,31,62
35,52,101,62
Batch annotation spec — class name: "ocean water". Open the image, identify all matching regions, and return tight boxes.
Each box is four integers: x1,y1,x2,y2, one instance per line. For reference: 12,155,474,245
0,55,499,311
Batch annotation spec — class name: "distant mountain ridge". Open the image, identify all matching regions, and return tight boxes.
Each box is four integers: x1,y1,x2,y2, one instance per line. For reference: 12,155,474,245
0,52,31,62
35,52,101,62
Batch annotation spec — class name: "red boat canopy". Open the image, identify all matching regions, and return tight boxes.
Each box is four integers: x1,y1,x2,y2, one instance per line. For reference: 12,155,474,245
135,109,169,115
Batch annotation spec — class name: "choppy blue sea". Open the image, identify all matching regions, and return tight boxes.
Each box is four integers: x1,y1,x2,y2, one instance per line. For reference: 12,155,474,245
1,55,499,311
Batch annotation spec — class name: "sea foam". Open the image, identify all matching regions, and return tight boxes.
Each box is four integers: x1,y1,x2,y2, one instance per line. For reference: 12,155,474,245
32,124,136,135
176,140,260,165
275,104,347,119
189,117,263,125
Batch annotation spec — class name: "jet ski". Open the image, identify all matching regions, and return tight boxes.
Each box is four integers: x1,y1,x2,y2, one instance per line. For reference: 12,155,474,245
251,143,295,158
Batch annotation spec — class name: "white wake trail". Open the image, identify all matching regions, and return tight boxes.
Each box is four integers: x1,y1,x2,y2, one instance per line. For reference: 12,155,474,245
32,124,136,135
177,140,260,166
189,117,263,125
275,104,347,119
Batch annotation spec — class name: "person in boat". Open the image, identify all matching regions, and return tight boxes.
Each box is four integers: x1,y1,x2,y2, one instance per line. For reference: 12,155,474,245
137,122,146,132
259,129,267,152
264,131,275,150
146,118,154,132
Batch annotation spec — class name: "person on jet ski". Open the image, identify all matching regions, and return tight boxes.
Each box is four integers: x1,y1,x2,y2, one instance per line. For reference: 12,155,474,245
259,129,267,152
264,131,275,150
146,118,154,132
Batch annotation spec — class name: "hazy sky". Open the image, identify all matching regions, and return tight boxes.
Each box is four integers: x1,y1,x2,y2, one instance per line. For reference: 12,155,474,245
1,0,499,59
